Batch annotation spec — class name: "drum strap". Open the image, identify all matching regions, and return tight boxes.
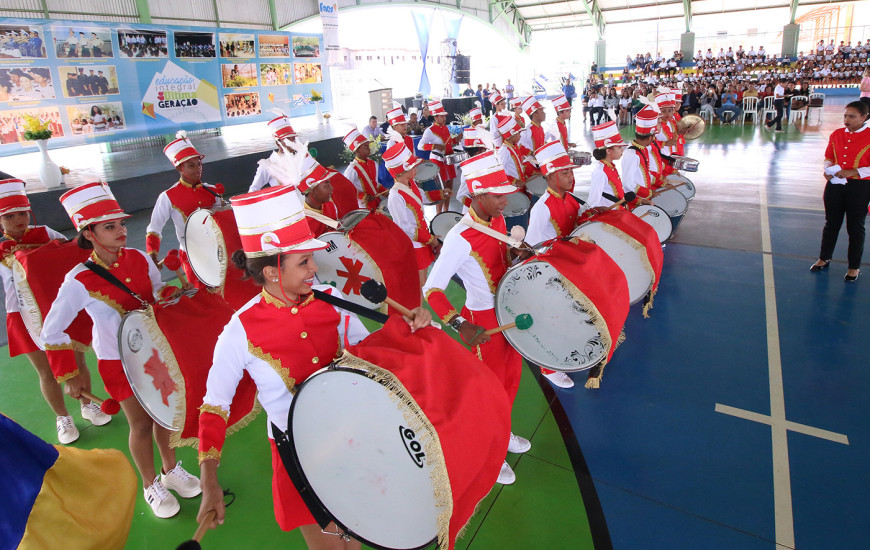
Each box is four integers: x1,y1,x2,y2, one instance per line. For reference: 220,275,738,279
390,182,423,208
459,217,523,249
311,289,389,324
83,260,149,307
303,210,339,229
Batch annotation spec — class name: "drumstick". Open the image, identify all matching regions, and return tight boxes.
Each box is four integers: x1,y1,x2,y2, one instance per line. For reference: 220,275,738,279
483,313,534,336
80,391,121,415
175,510,217,550
163,250,188,287
359,280,415,318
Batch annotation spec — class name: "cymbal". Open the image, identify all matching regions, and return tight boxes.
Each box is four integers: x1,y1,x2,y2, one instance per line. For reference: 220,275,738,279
677,115,706,140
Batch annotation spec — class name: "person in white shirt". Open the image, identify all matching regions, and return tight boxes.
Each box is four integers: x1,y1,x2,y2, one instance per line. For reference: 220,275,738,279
765,79,785,132
249,115,299,192
585,121,638,208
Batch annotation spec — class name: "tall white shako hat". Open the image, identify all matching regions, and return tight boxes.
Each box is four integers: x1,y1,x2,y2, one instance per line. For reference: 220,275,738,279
497,116,521,139
461,151,517,196
427,100,447,116
383,142,422,178
522,96,544,117
635,106,660,135
60,181,131,232
591,121,629,148
654,91,675,109
490,91,505,107
0,178,31,215
386,105,408,127
230,185,327,258
510,97,525,110
267,115,297,140
296,154,336,194
535,141,574,176
551,94,571,112
343,129,368,152
468,106,483,124
462,127,485,149
163,131,203,167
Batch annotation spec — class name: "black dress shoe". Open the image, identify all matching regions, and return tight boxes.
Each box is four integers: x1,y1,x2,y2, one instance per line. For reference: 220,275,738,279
810,260,831,272
844,270,860,282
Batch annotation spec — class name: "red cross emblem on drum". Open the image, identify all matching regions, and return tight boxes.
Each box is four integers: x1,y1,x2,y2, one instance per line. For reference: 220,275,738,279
144,349,177,406
314,234,386,311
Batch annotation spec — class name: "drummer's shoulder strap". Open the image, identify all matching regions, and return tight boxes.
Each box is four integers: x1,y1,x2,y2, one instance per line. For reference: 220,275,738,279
83,260,148,306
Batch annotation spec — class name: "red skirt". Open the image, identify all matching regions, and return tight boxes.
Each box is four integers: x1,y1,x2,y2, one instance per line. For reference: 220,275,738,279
414,245,435,271
462,307,523,405
6,312,40,357
98,359,133,402
270,439,316,531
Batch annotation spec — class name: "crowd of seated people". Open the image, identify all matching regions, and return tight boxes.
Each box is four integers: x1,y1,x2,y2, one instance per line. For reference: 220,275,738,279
623,50,685,78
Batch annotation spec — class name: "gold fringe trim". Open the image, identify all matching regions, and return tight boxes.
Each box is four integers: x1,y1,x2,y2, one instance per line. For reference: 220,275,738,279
56,369,80,384
225,397,262,439
199,403,230,422
469,250,498,294
642,288,657,319
44,343,75,351
556,268,613,369
11,258,46,344
248,341,297,395
198,447,222,464
455,494,488,542
423,288,458,324
336,350,453,549
88,290,127,317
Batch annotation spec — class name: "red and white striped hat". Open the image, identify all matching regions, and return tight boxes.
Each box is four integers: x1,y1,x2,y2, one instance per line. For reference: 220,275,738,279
0,178,31,215
462,127,485,149
230,185,327,258
296,154,336,194
267,115,296,140
386,105,408,126
497,116,521,139
654,91,675,108
468,106,483,123
591,121,628,148
490,91,505,107
163,134,203,167
551,94,571,112
343,129,368,152
671,88,683,102
461,152,516,197
635,107,660,134
60,181,130,232
535,141,573,176
522,96,544,117
428,100,447,116
383,142,422,178
511,97,525,110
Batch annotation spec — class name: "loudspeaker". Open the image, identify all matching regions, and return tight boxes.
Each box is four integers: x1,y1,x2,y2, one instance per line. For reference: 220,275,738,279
454,54,471,84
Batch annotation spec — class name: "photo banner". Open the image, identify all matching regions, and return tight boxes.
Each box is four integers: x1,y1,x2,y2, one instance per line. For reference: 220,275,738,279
0,17,332,156
319,1,341,67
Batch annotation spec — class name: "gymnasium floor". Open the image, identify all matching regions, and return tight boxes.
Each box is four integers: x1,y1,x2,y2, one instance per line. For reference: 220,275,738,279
2,96,868,549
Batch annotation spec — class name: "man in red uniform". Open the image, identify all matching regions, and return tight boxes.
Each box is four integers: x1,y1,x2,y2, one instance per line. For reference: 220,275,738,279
520,96,547,157
342,128,387,210
545,94,577,151
298,154,341,237
419,100,460,214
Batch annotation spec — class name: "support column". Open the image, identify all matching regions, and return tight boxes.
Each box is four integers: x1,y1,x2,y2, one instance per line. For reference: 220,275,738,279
268,0,279,31
782,24,800,58
681,32,695,62
594,40,606,68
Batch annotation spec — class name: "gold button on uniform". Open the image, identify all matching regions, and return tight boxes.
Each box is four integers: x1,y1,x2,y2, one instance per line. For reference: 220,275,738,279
311,357,319,364
291,307,298,314
113,263,119,268
300,332,308,339
125,278,132,283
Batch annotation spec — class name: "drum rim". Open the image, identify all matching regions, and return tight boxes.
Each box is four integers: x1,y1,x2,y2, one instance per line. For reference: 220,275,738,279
10,258,47,349
495,258,608,372
504,191,531,216
313,231,389,313
525,175,548,197
415,160,440,182
282,362,441,550
652,188,690,216
428,211,464,241
184,208,225,288
630,204,674,243
338,209,370,232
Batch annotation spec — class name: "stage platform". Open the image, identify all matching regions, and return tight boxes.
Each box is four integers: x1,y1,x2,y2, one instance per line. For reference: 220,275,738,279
6,114,354,232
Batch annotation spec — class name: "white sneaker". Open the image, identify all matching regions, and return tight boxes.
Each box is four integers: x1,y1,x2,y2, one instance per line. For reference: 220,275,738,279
543,370,575,389
507,433,531,454
144,478,180,518
80,402,111,426
160,461,202,498
497,461,516,485
56,415,79,444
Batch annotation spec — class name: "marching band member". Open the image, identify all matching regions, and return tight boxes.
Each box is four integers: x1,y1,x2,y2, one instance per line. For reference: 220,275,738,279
42,182,201,519
497,116,532,190
520,96,547,156
622,107,662,201
654,91,679,176
196,186,431,547
384,142,444,286
0,178,109,444
422,153,533,485
384,104,414,151
545,94,577,151
488,91,507,147
586,122,640,209
462,106,488,156
671,88,687,156
298,155,340,238
146,133,221,285
342,128,387,210
419,101,459,214
511,97,527,128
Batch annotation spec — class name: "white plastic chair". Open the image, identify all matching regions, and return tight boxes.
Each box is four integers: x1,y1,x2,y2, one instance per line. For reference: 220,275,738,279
742,97,758,123
789,95,808,123
761,96,776,125
699,106,713,123
807,93,825,124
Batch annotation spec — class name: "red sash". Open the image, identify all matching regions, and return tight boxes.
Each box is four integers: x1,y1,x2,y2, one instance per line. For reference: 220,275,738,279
529,123,546,152
165,182,218,221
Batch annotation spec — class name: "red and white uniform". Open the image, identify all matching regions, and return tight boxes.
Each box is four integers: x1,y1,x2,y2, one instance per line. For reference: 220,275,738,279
387,180,435,269
386,132,414,152
622,142,656,199
526,188,583,244
423,210,522,403
419,123,458,181
545,119,570,150
42,248,176,398
825,125,870,179
497,141,527,185
302,200,339,237
587,160,636,208
197,286,368,530
249,150,291,192
0,225,66,356
343,157,384,209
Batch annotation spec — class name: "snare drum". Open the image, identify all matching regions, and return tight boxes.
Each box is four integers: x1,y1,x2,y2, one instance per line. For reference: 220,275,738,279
652,187,689,217
429,211,463,242
572,210,663,306
495,239,630,372
414,161,443,205
504,191,531,217
184,208,260,310
670,155,700,172
315,211,421,314
275,319,510,550
525,174,548,197
631,204,673,243
444,151,469,165
568,150,593,166
119,291,258,448
665,173,696,200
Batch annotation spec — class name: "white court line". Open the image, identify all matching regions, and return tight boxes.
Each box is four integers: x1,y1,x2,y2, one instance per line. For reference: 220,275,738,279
715,403,850,445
